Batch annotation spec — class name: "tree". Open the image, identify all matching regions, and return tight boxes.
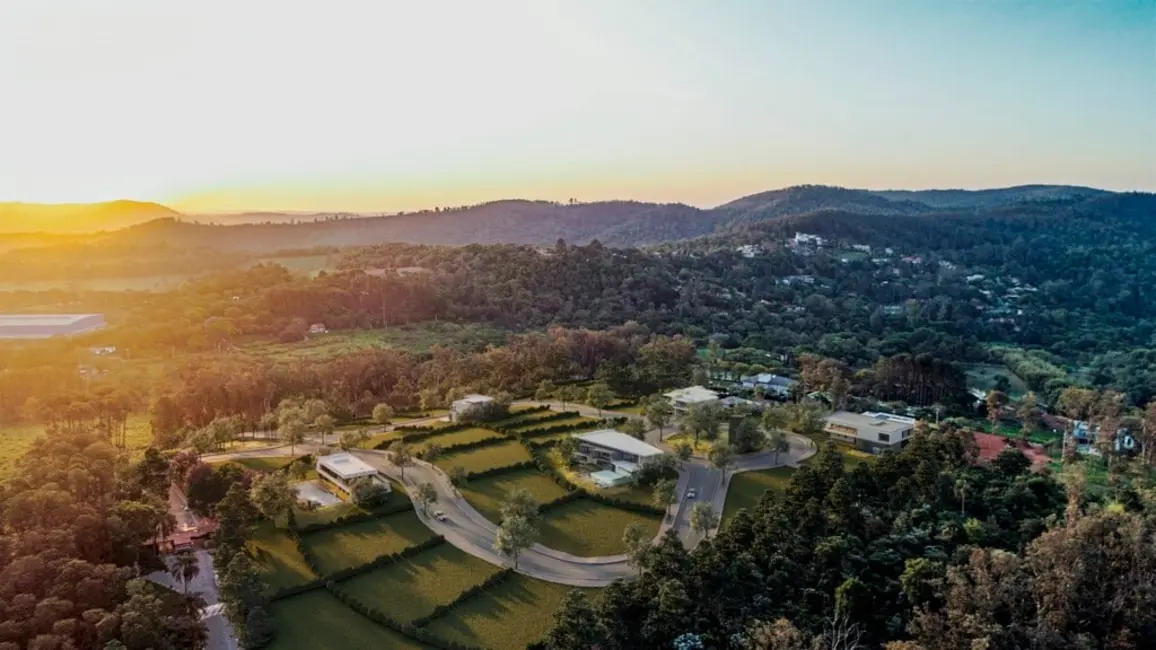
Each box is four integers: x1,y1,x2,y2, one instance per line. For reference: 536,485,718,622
313,413,335,446
415,482,438,513
500,487,540,524
744,618,810,650
277,407,307,455
338,429,367,451
708,441,734,472
215,482,258,551
646,396,675,439
620,418,648,440
169,550,200,595
730,417,766,453
986,390,1008,434
558,385,582,409
767,429,790,465
1057,386,1098,459
1016,392,1040,440
219,554,267,642
556,435,580,464
653,478,677,513
683,403,722,444
546,590,602,650
674,440,694,464
243,606,275,649
494,515,537,569
249,472,295,526
350,477,390,507
388,441,413,480
288,459,310,481
372,403,393,425
421,442,444,462
535,380,557,402
623,522,650,575
448,465,469,488
689,502,719,537
586,383,614,416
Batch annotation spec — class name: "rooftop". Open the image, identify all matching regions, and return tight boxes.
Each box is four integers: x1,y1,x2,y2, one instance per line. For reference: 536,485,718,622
742,373,797,387
317,452,379,479
663,386,720,403
824,411,916,436
576,429,664,458
455,394,494,405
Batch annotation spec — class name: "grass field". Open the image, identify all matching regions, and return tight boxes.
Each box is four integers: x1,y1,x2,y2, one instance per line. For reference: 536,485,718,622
433,441,532,474
537,499,662,557
459,468,571,523
965,363,1030,399
241,322,510,361
506,416,597,432
248,522,317,594
425,575,594,650
302,511,434,575
267,589,433,650
339,545,502,624
416,427,505,449
0,413,154,477
492,410,563,428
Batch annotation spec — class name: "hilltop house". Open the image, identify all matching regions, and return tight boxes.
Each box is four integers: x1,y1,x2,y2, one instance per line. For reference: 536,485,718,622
316,453,390,497
823,411,916,453
572,430,665,488
740,373,797,398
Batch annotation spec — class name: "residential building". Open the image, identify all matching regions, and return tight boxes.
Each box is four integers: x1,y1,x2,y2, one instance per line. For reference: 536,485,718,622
450,394,496,422
572,430,665,487
792,232,827,247
315,452,390,496
308,323,328,334
663,386,720,413
823,411,917,453
736,244,759,258
740,373,797,397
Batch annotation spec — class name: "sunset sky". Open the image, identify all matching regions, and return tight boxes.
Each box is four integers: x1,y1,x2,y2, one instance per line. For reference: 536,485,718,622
1,0,1152,213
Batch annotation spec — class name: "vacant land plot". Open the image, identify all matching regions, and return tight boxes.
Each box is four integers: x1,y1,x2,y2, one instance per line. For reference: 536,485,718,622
492,409,564,428
965,363,1030,399
425,575,595,650
0,413,153,477
433,441,532,474
459,468,571,523
241,322,510,361
248,522,317,594
538,499,661,557
339,545,501,624
722,453,873,522
303,511,434,575
507,416,597,432
416,427,505,449
267,589,432,650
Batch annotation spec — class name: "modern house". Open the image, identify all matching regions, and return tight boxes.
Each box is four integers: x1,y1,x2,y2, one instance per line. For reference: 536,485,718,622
740,373,797,398
823,411,916,453
572,430,665,488
450,394,495,422
663,386,720,414
315,452,390,496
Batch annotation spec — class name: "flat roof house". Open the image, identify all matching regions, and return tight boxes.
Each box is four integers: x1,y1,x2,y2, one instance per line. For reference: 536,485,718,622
663,386,720,413
740,373,797,397
315,452,389,496
572,430,665,488
450,394,495,422
823,411,916,453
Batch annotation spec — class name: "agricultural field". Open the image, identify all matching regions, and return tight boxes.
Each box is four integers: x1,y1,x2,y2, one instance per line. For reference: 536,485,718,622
424,575,596,650
459,468,571,523
240,322,510,361
266,589,431,650
338,545,502,624
965,363,1030,399
537,498,662,557
0,413,154,477
302,511,435,575
415,427,505,449
433,440,532,474
248,522,317,594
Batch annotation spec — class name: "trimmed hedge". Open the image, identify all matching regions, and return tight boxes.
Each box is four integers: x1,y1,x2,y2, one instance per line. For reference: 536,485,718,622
423,434,513,458
327,578,483,650
323,535,446,583
508,418,617,439
536,490,584,514
463,459,537,481
491,409,579,433
410,569,513,628
489,405,551,427
268,577,327,602
294,499,414,534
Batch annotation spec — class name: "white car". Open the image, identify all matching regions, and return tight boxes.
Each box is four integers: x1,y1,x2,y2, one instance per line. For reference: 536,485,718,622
433,510,447,522
686,488,696,499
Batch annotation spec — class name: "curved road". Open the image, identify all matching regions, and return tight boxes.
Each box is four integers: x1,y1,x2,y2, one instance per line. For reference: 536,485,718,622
203,406,816,587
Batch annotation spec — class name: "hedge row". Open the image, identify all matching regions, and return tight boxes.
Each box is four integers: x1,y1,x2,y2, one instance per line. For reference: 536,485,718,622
424,434,514,458
464,459,537,481
491,409,579,433
410,569,513,628
489,404,551,427
268,576,327,602
324,535,446,583
536,489,584,514
508,418,615,439
327,579,483,650
294,499,414,534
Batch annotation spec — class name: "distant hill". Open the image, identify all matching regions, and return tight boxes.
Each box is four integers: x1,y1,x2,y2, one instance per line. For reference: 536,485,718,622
0,200,183,234
0,184,1129,250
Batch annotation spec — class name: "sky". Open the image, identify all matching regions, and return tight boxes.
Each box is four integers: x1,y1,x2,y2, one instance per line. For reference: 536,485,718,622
0,0,1152,213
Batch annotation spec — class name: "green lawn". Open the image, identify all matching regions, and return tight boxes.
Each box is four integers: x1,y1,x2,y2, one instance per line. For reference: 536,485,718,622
965,363,1029,400
507,416,597,432
266,589,433,650
425,575,596,650
240,322,510,361
302,511,435,575
459,468,571,523
433,441,532,474
214,456,297,473
492,410,561,427
0,413,154,477
417,427,505,449
537,499,662,557
338,545,501,624
247,522,317,594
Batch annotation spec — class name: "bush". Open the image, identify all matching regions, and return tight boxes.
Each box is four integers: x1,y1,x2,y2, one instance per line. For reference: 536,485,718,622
350,478,391,507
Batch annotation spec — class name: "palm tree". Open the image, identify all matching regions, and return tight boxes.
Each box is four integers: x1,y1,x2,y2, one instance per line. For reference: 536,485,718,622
170,550,200,594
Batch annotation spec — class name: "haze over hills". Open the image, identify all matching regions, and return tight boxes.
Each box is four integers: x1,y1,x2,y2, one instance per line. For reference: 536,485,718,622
0,184,1137,251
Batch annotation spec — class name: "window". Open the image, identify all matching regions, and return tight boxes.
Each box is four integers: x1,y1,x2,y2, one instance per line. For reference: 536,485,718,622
878,433,891,442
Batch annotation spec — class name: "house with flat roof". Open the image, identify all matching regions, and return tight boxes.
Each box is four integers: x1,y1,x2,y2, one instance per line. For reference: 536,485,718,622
663,386,720,413
823,411,916,453
450,394,496,422
315,452,389,496
573,430,665,487
740,373,797,398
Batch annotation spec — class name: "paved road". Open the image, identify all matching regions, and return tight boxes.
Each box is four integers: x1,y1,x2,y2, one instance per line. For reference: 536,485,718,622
146,548,237,650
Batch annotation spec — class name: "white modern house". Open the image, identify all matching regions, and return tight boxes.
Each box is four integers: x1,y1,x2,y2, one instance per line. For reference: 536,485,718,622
740,373,798,398
450,394,495,422
823,411,916,453
572,430,665,488
316,452,390,496
663,386,720,414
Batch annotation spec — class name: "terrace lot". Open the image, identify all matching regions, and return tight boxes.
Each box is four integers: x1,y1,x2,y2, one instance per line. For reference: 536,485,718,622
303,511,434,575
